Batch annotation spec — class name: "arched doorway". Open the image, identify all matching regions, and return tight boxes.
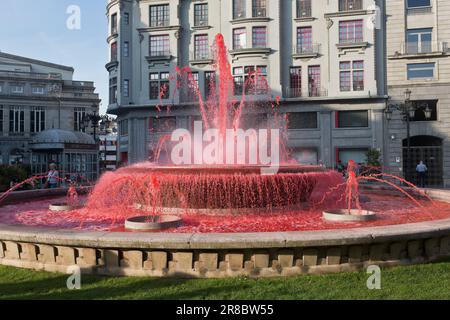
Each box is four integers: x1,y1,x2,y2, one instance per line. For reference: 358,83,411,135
402,135,443,186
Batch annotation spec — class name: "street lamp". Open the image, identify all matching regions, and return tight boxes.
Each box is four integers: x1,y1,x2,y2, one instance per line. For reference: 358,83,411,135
385,89,431,181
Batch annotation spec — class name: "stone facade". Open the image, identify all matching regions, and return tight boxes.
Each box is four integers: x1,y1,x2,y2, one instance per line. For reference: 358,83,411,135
0,52,100,165
106,0,387,168
386,0,450,187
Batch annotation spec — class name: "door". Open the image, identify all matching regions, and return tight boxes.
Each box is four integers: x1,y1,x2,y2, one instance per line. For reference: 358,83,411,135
403,136,443,187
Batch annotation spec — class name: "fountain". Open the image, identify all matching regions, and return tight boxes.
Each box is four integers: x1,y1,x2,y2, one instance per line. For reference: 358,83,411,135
1,33,450,278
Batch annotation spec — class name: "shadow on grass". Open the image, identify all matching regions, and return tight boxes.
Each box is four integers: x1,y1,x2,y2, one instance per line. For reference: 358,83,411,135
0,270,252,300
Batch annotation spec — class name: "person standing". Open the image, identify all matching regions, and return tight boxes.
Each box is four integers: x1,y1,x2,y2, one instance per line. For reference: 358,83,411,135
416,161,428,188
46,163,59,189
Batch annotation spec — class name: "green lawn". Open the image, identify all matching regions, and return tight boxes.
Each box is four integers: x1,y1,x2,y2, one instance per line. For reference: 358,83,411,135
1,262,450,300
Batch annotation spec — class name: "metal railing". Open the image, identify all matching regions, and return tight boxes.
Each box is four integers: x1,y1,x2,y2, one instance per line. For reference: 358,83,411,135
150,19,170,27
190,50,213,61
339,0,363,12
407,7,433,15
148,49,171,58
284,87,328,98
401,41,449,55
293,43,321,55
297,4,312,18
253,7,266,17
0,71,62,80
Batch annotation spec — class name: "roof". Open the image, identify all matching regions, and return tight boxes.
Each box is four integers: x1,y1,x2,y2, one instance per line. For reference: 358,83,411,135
31,129,95,146
0,52,74,72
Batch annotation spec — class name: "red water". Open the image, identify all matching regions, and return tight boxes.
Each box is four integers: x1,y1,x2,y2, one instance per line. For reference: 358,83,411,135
1,190,449,233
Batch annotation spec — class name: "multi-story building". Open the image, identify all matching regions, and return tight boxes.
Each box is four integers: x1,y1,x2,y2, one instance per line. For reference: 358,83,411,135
107,0,387,168
99,119,119,172
0,52,100,165
386,0,450,187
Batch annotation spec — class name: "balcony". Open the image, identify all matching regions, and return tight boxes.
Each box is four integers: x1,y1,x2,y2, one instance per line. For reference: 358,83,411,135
339,0,363,12
193,18,209,29
296,6,312,19
190,50,214,65
0,71,62,81
337,38,368,50
252,7,266,18
150,19,170,28
293,44,321,59
284,87,328,99
146,50,172,62
407,6,433,15
390,41,449,59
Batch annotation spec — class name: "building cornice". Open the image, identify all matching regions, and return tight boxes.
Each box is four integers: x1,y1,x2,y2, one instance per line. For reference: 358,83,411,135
0,52,74,72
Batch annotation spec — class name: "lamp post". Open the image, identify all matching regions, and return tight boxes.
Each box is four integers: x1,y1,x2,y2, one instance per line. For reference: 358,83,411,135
384,89,431,181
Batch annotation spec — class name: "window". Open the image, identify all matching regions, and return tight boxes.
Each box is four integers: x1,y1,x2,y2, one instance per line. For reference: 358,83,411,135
111,42,118,61
233,0,246,19
297,0,312,18
340,60,364,91
9,106,25,133
0,106,3,132
74,107,86,132
252,0,266,17
406,28,432,54
186,72,199,101
411,100,438,122
11,85,24,94
339,0,363,11
194,3,208,26
233,28,247,50
32,86,45,95
233,65,267,95
0,83,3,94
205,71,216,99
151,117,177,133
252,27,267,48
194,34,209,60
109,77,117,104
337,110,369,128
149,35,170,57
124,13,129,25
352,61,364,91
119,120,129,136
308,65,321,97
150,4,169,27
123,79,130,97
30,107,45,133
287,112,318,129
407,63,435,79
297,27,312,53
111,13,117,34
149,72,170,100
407,0,431,8
289,67,302,97
339,20,363,44
123,41,130,57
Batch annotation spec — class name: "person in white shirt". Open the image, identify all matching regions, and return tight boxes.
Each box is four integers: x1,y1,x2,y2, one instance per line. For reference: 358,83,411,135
46,163,59,189
416,161,428,188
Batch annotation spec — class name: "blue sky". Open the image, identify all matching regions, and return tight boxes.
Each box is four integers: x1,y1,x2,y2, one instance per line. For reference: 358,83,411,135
0,0,109,114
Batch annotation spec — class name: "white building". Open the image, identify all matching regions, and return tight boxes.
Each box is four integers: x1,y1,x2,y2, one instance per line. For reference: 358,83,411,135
106,0,387,169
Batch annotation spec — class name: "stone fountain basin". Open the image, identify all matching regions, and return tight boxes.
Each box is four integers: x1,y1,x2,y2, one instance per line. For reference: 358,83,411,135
125,215,183,231
323,209,377,222
49,203,84,212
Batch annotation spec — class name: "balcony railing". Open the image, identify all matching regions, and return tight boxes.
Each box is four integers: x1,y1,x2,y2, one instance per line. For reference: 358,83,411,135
284,87,328,98
401,41,449,55
0,71,62,80
148,49,171,58
297,6,312,18
253,7,267,17
150,19,170,28
407,7,433,15
194,18,209,27
293,44,321,56
339,0,363,12
190,50,213,62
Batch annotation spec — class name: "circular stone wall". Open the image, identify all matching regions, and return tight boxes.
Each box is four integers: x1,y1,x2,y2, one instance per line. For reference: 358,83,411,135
0,188,450,278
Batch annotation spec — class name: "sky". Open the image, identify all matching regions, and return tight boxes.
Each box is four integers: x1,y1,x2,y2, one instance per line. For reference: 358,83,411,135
0,0,109,114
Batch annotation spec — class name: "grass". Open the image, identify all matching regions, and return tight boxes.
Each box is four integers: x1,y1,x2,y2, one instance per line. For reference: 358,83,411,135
1,262,450,300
